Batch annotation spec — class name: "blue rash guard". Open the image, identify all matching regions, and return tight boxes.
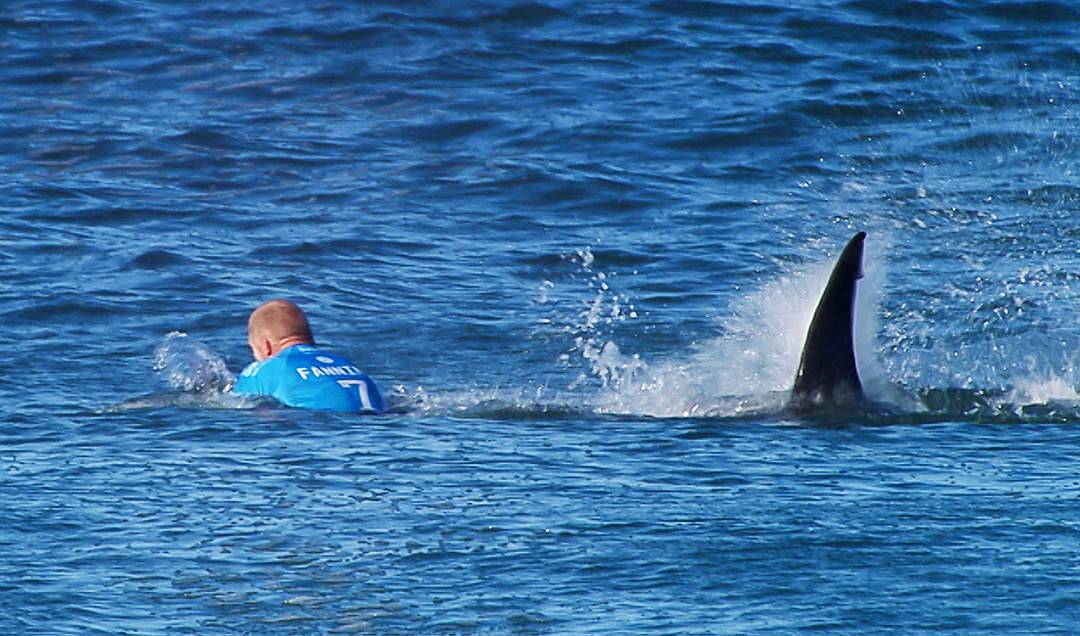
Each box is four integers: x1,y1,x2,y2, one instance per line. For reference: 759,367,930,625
234,344,385,414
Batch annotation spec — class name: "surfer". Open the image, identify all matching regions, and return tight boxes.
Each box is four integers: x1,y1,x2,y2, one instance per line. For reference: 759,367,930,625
234,299,386,414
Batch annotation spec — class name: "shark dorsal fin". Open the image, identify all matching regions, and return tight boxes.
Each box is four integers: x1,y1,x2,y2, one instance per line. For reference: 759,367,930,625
790,231,866,409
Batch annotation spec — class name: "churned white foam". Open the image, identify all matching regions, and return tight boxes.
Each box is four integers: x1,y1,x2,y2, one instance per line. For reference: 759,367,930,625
586,234,895,418
1008,374,1080,406
1005,357,1080,408
153,331,236,393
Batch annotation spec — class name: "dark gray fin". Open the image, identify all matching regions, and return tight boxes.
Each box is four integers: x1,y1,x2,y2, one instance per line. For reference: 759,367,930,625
790,231,866,410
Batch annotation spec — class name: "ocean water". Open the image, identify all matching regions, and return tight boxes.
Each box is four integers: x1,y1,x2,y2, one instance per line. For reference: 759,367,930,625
3,0,1080,633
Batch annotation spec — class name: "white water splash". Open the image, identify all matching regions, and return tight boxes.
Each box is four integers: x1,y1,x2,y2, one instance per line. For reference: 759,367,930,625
1005,357,1080,408
586,234,898,417
153,331,236,393
536,246,639,377
108,332,249,412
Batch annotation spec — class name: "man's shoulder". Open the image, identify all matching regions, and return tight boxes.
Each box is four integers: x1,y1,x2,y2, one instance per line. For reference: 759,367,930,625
234,358,274,396
239,359,264,378
284,345,358,367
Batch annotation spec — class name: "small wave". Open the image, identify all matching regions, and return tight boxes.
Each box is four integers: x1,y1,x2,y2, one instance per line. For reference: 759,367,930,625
3,296,129,322
125,249,191,271
164,127,243,151
23,205,183,227
728,42,815,65
983,1,1080,23
392,117,503,144
932,131,1036,153
27,138,123,167
257,24,383,47
647,0,786,19
663,119,807,153
843,0,958,23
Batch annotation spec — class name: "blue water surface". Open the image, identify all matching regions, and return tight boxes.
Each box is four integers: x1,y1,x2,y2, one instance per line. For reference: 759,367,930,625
3,0,1080,633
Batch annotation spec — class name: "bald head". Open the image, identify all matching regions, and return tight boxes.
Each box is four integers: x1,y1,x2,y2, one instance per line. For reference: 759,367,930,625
247,299,315,361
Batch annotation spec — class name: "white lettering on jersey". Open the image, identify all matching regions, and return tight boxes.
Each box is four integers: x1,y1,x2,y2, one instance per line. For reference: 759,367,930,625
296,365,365,381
